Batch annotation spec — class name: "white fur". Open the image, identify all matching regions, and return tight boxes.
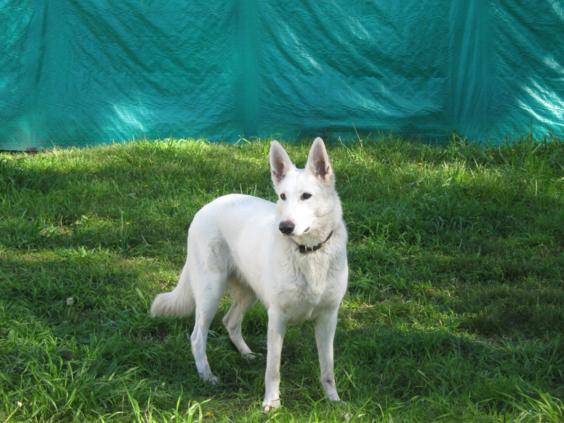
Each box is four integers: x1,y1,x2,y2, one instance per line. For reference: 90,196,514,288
150,138,348,411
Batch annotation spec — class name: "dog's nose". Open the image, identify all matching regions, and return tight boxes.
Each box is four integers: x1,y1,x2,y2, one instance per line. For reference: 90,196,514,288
279,220,295,235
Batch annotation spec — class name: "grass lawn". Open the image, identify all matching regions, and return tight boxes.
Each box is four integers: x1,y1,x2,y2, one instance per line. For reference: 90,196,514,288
0,137,563,422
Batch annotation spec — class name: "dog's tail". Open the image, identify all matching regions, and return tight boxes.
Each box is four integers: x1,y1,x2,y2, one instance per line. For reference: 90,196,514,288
150,264,195,317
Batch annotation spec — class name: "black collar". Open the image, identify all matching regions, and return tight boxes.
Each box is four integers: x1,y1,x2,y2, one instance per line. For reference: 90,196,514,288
297,231,334,254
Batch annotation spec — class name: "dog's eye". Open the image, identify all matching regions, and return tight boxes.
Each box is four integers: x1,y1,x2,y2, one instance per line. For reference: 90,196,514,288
280,193,286,200
301,193,312,200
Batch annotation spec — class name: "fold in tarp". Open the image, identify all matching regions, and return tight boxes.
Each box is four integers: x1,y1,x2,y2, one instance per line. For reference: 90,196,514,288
1,0,562,150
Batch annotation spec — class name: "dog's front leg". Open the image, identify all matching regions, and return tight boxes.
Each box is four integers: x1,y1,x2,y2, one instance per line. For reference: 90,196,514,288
315,307,341,401
262,309,287,412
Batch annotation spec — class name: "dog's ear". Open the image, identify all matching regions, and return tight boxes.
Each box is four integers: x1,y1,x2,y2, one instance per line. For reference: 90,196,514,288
270,140,293,185
306,137,334,183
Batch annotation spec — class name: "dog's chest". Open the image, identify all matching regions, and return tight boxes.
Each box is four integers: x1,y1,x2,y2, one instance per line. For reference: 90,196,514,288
278,254,338,322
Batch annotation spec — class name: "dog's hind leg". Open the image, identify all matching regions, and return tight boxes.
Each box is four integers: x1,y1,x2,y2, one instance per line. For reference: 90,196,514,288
189,266,227,384
223,278,256,358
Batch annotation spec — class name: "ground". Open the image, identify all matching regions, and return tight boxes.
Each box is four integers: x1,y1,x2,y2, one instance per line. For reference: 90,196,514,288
0,137,562,422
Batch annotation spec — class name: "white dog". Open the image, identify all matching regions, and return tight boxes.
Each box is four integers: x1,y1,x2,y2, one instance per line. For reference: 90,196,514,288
150,138,348,411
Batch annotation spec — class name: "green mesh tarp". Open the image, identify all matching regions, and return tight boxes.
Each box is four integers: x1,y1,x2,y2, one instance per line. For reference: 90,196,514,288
1,0,562,150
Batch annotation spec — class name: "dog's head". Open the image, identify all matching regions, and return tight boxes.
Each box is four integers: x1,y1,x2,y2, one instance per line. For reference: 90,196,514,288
269,138,341,241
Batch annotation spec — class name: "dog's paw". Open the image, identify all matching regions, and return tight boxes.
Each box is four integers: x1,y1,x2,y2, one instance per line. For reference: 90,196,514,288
242,352,260,361
201,373,220,385
326,392,341,402
262,398,281,412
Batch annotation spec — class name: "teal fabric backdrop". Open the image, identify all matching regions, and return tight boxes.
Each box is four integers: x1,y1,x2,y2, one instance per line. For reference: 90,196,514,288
1,0,562,150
